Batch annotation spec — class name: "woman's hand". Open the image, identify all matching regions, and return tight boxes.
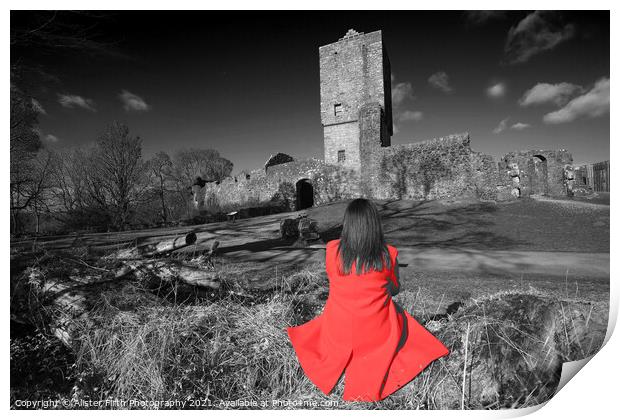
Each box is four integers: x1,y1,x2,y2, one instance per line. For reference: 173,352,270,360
384,280,399,297
390,257,401,296
382,257,401,304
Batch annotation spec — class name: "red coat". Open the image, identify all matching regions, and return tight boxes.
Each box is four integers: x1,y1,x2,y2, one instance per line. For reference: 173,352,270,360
286,239,450,402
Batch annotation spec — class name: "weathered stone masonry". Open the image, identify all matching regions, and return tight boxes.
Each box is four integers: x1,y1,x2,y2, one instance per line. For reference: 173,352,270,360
373,134,499,201
320,29,392,170
199,159,361,213
498,150,573,198
197,29,576,213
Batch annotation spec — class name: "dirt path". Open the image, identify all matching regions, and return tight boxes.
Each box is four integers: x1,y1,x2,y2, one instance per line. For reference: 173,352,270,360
531,195,611,211
397,247,609,277
214,242,609,307
215,245,608,277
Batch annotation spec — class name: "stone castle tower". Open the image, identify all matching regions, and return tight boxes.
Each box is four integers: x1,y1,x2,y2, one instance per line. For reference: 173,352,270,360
319,29,393,172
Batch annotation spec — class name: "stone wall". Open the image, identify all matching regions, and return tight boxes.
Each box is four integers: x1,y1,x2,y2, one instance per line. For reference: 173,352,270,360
372,133,498,201
196,135,578,215
470,152,501,201
200,158,362,213
499,150,573,198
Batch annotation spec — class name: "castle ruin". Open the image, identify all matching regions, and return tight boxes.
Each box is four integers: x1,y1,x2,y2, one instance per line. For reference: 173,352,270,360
196,29,575,213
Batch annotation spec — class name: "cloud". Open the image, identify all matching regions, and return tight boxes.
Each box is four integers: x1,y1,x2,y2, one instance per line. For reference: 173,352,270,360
519,82,583,107
543,77,609,124
44,134,60,143
486,82,506,98
511,122,531,130
465,11,506,25
31,99,47,115
391,82,414,107
493,117,510,134
119,90,151,112
428,71,453,93
504,11,575,64
57,94,97,112
391,80,422,126
398,110,424,122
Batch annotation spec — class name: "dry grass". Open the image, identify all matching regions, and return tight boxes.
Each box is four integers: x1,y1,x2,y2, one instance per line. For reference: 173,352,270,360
69,262,330,407
397,289,607,409
14,253,608,410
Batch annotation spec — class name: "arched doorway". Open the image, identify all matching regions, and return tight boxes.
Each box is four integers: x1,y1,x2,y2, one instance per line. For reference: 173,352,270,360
531,155,548,195
295,179,314,210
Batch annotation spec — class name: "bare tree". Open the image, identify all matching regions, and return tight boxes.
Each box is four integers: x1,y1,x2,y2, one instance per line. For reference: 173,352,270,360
28,151,56,235
209,154,234,182
172,148,233,185
46,146,121,232
93,122,146,230
10,84,44,234
48,148,100,211
145,152,174,224
170,148,233,218
14,150,55,235
48,149,80,213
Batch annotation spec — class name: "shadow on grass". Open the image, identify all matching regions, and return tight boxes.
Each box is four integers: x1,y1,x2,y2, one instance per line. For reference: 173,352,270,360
201,199,529,267
317,199,527,250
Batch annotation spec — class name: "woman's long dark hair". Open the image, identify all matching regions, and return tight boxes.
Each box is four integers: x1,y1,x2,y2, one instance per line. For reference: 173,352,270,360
337,198,391,275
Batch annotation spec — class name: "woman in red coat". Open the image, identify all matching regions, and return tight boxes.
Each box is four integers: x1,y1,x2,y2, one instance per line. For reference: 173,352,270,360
286,198,450,402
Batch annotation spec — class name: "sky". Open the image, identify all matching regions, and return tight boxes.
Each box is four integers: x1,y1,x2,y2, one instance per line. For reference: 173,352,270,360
11,10,610,172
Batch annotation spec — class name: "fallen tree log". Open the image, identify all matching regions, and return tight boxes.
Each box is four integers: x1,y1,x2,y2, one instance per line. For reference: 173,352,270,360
25,257,219,348
113,241,220,284
21,242,219,346
127,260,221,289
25,267,128,347
112,232,197,259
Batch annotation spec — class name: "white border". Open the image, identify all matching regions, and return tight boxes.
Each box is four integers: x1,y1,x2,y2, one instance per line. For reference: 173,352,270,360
3,2,616,419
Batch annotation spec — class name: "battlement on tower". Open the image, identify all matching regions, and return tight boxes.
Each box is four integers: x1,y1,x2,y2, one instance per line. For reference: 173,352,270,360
339,28,365,40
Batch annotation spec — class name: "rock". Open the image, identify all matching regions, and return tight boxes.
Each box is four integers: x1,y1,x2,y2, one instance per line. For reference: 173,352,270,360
280,218,299,239
572,187,592,197
297,216,322,243
298,217,318,234
280,216,321,242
